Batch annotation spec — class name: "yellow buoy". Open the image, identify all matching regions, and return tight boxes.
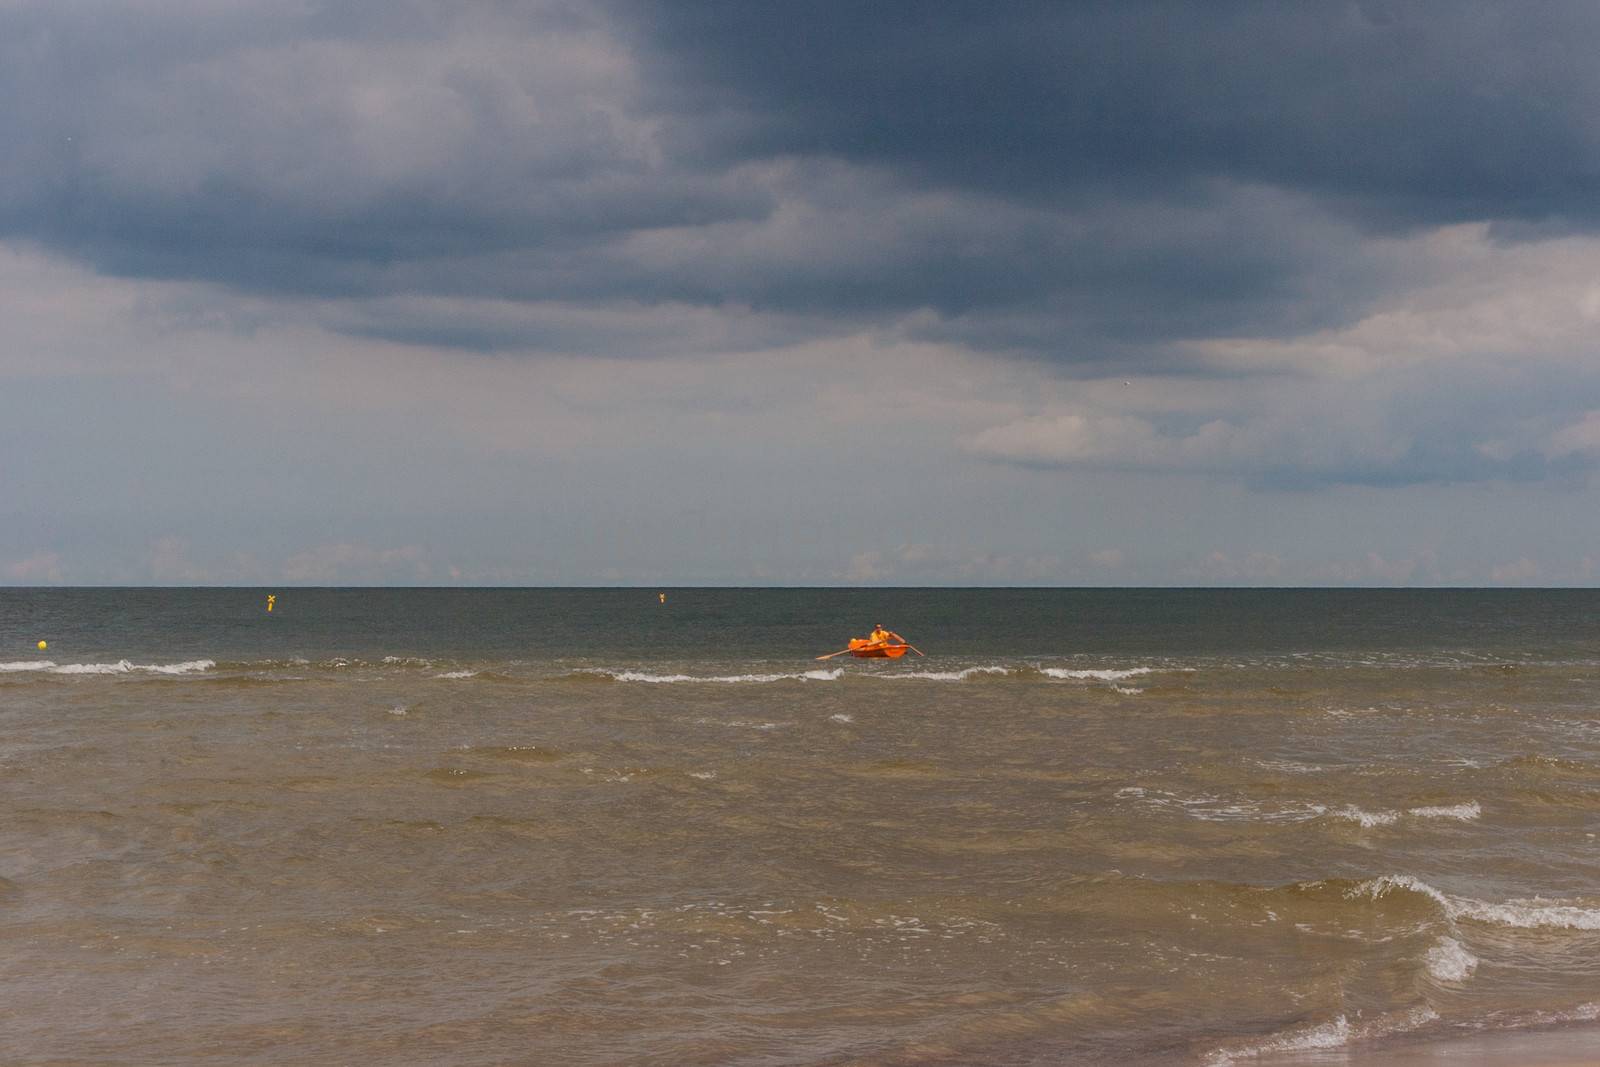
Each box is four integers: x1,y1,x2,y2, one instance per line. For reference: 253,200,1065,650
659,592,666,604
266,594,276,613
37,640,47,651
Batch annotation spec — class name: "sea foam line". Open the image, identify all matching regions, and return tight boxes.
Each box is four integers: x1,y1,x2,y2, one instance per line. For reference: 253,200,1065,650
1353,875,1600,930
1115,790,1481,827
586,668,844,684
1042,667,1156,681
883,666,1010,681
1,659,215,675
1206,1006,1437,1066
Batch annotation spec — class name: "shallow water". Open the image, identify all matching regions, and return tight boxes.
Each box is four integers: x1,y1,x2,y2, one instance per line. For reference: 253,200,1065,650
2,589,1599,1064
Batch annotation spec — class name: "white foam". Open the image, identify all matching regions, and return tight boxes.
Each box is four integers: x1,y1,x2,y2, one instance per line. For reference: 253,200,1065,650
885,666,1010,681
1408,801,1481,821
434,670,478,679
1425,936,1479,982
1205,1006,1437,1066
1206,1015,1352,1065
1042,667,1155,681
22,659,216,676
1332,805,1401,828
52,660,137,674
1120,791,1480,830
138,659,216,675
1519,1002,1600,1026
829,713,854,723
1253,759,1324,774
1353,875,1600,930
1117,787,1327,824
592,668,843,684
0,660,55,672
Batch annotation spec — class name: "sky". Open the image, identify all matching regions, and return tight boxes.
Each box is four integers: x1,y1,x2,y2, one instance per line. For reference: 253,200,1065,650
5,1,1600,586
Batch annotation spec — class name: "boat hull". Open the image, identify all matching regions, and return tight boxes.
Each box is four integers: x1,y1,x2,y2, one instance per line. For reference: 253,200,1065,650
848,641,911,659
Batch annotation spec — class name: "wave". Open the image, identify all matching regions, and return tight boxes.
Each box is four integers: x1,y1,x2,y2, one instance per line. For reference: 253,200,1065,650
0,659,215,675
1042,666,1156,681
1206,1006,1438,1065
1408,801,1482,821
1328,803,1481,827
573,668,845,684
1329,805,1400,828
1426,935,1479,982
882,666,1011,681
1116,789,1481,827
1352,875,1600,930
1115,787,1327,824
578,663,1174,685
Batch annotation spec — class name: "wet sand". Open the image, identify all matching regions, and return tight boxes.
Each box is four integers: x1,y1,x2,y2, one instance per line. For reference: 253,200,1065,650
1259,1025,1600,1065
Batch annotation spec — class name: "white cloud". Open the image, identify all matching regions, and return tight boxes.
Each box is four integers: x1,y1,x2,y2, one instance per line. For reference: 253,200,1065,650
1186,551,1286,584
965,226,1600,487
1488,556,1540,584
282,543,431,584
1543,411,1600,458
148,537,208,583
5,551,64,583
1089,548,1125,569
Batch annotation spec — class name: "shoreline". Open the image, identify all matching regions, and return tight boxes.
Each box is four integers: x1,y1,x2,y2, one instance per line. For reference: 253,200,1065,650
1252,1022,1600,1066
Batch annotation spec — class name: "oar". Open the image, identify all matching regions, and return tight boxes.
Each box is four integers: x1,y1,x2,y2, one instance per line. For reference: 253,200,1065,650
904,644,925,656
815,647,859,661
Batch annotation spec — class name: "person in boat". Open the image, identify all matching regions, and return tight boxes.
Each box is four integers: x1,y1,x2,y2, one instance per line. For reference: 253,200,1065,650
868,624,904,647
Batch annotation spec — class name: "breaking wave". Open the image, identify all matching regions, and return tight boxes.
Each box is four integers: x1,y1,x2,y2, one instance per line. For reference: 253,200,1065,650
1425,936,1479,982
882,666,1011,681
1042,666,1157,681
1206,1006,1438,1065
1352,875,1600,930
577,668,845,684
1115,789,1482,827
0,659,215,675
575,663,1179,685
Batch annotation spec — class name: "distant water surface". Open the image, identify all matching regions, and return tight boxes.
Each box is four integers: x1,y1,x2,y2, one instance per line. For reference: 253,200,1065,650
2,588,1599,1064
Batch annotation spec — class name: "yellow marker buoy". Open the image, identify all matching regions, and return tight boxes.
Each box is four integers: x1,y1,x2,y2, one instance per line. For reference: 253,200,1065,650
266,594,276,613
37,640,47,651
659,592,666,604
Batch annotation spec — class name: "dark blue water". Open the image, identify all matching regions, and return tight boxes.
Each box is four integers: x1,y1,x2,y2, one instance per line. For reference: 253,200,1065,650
5,587,1599,665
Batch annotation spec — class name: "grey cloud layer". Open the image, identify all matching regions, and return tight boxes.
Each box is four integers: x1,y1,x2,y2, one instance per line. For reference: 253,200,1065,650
8,1,1600,494
636,2,1600,225
10,3,1600,329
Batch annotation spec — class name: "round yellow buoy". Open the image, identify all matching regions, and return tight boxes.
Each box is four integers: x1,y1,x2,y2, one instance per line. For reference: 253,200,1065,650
37,640,47,651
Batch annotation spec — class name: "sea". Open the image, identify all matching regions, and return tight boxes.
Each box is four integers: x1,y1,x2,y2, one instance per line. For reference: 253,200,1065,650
2,588,1599,1065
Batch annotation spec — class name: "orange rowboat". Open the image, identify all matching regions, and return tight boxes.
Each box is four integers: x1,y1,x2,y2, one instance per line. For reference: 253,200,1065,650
848,639,912,659
816,637,925,660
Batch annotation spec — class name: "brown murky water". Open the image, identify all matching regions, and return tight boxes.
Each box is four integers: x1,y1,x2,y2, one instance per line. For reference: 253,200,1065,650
3,589,1599,1064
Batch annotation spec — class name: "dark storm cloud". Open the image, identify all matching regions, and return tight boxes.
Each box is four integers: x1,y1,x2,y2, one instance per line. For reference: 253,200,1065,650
4,1,1600,358
632,1,1600,227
